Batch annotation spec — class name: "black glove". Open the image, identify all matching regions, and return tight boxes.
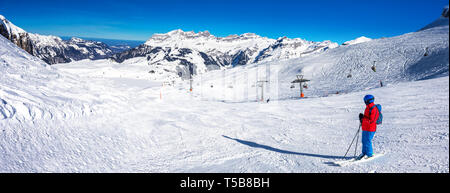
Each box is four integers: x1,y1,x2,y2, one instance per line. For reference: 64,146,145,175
359,113,364,123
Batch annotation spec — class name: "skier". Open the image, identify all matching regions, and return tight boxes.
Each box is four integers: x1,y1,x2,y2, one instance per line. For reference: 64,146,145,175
358,95,380,159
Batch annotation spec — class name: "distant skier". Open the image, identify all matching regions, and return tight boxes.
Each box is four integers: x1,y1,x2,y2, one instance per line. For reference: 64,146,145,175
358,95,380,159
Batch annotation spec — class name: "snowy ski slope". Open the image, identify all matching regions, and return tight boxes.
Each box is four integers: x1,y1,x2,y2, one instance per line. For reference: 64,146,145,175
193,25,449,102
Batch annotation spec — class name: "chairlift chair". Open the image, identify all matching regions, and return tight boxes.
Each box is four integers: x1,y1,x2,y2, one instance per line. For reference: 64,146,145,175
371,61,376,72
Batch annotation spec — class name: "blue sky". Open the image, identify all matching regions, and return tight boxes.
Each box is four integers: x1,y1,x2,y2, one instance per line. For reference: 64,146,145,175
0,0,448,44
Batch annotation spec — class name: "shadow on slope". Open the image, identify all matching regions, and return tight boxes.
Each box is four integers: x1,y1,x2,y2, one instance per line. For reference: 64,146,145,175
222,135,346,159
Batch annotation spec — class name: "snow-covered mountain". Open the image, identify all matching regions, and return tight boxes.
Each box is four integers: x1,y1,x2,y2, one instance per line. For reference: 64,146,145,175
254,36,338,63
342,36,372,46
420,5,449,31
0,14,114,64
111,29,338,79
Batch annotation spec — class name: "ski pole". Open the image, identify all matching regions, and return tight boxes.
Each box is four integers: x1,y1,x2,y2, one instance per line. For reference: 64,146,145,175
344,125,361,158
354,127,360,157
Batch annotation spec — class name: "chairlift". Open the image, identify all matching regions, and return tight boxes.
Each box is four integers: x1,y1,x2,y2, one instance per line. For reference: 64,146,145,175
292,74,310,98
303,83,308,89
290,84,295,89
371,61,376,72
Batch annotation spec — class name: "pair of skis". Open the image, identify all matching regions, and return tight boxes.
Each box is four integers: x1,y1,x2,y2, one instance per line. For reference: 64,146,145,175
332,153,384,167
331,124,384,167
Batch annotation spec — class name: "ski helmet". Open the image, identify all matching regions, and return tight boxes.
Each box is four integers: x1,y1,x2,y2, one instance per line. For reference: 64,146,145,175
364,95,374,105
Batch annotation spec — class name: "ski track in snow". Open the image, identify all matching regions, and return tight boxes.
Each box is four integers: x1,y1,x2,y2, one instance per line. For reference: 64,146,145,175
0,24,448,173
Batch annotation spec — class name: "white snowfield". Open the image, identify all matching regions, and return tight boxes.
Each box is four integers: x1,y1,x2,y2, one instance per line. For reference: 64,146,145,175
342,36,372,46
0,19,449,172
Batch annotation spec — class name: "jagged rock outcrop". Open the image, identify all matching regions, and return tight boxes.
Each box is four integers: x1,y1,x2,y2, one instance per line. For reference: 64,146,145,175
1,14,114,64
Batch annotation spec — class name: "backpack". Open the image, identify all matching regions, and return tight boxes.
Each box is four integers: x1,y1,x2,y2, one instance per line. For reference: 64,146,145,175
370,104,383,125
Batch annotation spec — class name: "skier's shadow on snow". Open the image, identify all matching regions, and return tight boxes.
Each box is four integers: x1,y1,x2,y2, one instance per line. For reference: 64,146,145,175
222,135,348,163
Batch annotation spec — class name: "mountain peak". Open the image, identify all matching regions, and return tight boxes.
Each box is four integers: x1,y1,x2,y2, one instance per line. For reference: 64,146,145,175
198,30,211,36
0,14,27,36
69,37,85,42
442,5,449,18
164,29,213,38
146,29,268,44
241,33,258,37
342,36,372,45
167,29,185,35
419,5,449,31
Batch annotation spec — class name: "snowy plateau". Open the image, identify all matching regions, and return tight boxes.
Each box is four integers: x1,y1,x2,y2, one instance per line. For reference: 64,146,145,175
0,7,449,173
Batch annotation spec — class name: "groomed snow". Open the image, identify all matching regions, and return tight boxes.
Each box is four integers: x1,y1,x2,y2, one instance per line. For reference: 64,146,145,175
2,63,448,172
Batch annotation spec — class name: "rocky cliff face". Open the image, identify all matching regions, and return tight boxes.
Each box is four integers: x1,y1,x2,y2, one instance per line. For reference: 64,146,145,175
0,15,114,64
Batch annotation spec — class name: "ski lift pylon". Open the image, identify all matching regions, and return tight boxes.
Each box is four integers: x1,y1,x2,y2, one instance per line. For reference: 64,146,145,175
292,74,310,98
